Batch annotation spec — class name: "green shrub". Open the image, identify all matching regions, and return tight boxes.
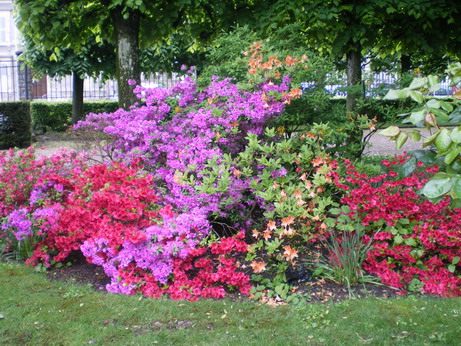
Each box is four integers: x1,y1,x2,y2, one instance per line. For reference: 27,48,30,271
0,102,31,150
31,101,119,133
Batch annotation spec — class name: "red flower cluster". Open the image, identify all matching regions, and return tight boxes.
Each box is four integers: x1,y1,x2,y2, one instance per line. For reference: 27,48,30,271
0,148,86,217
112,232,251,301
28,162,160,265
10,157,252,300
335,158,461,296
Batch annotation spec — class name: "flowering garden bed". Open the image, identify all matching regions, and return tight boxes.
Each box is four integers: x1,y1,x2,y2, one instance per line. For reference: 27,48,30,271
2,46,461,304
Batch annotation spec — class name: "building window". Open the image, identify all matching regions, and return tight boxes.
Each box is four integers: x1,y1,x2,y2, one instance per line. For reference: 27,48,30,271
0,12,10,45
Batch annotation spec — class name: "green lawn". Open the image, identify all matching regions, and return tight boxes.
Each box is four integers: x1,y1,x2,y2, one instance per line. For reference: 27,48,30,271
1,262,461,345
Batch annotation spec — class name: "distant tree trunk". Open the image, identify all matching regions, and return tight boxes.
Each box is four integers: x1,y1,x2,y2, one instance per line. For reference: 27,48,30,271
400,54,411,75
112,9,141,110
346,41,363,112
71,72,84,124
345,40,364,159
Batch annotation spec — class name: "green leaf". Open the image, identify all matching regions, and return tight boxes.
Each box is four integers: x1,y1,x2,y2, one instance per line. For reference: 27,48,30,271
453,256,460,265
383,89,409,100
408,130,421,142
379,126,400,137
426,99,440,109
439,101,454,112
452,177,461,199
330,208,341,215
421,177,452,199
423,131,440,147
275,284,285,296
409,91,425,104
408,77,427,90
427,75,440,88
428,83,442,93
435,128,452,152
405,238,417,246
49,53,58,62
396,131,408,149
409,150,436,163
444,147,460,165
451,127,461,144
409,109,427,124
448,264,456,273
397,156,417,178
394,235,403,244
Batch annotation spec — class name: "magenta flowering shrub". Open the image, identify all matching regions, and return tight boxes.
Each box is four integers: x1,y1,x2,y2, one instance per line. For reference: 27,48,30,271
75,74,299,219
0,148,88,259
0,147,87,218
81,205,211,292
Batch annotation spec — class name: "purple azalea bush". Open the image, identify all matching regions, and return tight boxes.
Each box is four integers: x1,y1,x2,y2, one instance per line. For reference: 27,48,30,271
75,75,295,227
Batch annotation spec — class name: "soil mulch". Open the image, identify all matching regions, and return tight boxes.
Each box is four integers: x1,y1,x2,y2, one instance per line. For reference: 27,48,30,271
46,255,399,304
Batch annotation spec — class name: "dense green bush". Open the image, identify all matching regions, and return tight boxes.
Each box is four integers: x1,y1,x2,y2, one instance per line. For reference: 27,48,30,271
0,102,31,150
31,101,119,133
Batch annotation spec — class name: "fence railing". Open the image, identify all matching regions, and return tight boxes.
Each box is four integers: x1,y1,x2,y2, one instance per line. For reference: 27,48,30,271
0,60,19,101
0,61,183,102
0,61,455,103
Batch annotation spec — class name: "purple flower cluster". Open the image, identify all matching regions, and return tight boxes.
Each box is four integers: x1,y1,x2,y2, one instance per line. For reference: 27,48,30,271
75,76,292,220
2,208,32,241
81,209,210,293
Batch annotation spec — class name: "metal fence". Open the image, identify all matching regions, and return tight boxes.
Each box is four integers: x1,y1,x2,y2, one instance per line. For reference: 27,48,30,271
0,60,19,101
0,61,183,102
0,61,455,103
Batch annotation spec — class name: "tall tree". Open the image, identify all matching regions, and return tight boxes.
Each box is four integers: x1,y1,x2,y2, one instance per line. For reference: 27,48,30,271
253,0,461,111
20,35,116,123
15,0,255,109
375,0,461,75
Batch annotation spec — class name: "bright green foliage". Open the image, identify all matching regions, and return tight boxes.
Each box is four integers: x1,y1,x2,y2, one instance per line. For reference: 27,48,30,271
381,63,461,205
189,125,343,302
14,0,256,108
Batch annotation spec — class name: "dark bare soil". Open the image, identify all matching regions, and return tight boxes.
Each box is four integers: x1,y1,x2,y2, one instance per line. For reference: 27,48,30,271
46,255,398,304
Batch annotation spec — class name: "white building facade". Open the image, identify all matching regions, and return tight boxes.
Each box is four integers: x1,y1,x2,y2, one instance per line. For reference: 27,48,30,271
0,0,20,101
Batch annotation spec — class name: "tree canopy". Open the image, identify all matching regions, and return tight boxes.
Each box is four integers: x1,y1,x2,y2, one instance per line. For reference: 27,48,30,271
15,0,255,108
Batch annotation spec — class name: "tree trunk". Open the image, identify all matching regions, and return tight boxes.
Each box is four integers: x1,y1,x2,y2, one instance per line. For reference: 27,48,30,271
346,41,363,112
344,40,364,159
112,9,141,109
71,72,84,124
400,54,411,75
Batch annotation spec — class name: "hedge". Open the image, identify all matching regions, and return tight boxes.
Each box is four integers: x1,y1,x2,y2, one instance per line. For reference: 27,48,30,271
31,101,119,133
0,102,31,150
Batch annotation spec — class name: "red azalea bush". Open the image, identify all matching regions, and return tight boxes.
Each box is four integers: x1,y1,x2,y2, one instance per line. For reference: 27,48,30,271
27,161,161,266
0,147,87,217
334,157,461,296
1,151,252,300
111,232,251,301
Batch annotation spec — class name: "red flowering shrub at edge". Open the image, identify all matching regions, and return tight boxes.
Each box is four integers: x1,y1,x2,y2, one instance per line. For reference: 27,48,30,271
334,157,461,297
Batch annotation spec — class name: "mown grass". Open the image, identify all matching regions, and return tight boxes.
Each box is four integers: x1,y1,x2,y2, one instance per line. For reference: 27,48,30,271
1,262,461,345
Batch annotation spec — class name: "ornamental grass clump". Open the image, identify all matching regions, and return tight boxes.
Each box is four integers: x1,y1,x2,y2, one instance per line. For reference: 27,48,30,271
314,227,379,296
